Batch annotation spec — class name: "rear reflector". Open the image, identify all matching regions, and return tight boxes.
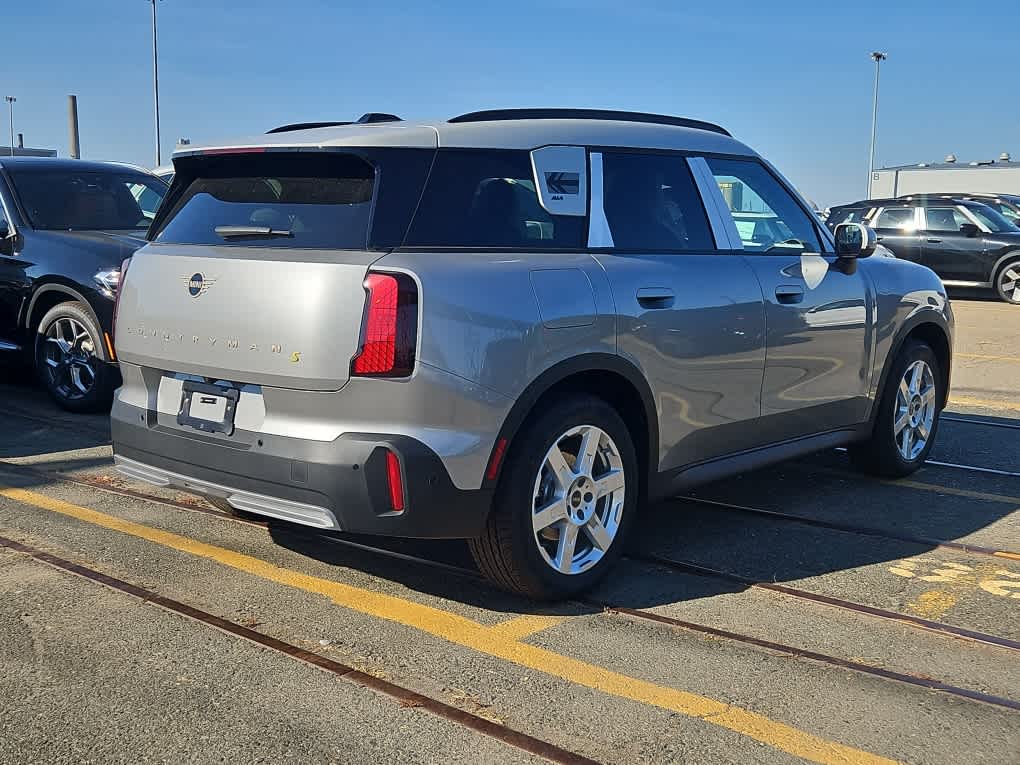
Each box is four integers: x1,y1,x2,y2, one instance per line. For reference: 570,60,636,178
385,449,405,513
485,437,509,481
351,272,417,377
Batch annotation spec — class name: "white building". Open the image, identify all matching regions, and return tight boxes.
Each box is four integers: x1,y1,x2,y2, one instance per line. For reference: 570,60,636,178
871,153,1020,198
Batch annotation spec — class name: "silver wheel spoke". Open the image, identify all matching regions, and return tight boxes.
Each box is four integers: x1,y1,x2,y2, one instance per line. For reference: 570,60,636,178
893,411,910,435
533,497,567,532
584,516,613,552
921,387,935,406
593,469,625,499
916,421,930,440
554,524,578,573
576,427,599,477
898,377,910,401
909,363,922,394
903,427,913,457
545,447,575,490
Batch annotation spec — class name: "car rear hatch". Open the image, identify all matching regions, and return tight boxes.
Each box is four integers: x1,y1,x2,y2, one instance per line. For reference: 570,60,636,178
114,147,433,391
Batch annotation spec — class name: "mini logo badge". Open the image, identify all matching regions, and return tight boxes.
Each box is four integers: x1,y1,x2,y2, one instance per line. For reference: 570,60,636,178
184,272,216,297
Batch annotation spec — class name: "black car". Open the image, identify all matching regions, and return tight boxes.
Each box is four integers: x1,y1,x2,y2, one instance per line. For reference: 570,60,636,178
0,158,168,410
827,196,1020,304
900,192,1020,228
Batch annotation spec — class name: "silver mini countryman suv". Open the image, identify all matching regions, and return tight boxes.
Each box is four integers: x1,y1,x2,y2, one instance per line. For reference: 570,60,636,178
111,109,953,599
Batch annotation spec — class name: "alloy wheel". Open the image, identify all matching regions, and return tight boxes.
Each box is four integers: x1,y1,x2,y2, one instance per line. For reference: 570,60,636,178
893,359,936,461
41,317,99,401
998,265,1020,303
531,425,626,575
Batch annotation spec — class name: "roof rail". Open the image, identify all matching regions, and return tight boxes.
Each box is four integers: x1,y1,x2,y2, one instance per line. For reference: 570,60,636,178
266,113,402,134
266,121,352,134
448,108,731,136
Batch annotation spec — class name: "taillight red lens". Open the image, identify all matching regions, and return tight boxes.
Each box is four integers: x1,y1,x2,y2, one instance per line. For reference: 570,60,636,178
385,449,405,513
351,272,417,377
112,256,131,342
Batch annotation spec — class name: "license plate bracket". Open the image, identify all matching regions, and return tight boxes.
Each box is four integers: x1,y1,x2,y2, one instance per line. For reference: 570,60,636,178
177,381,240,436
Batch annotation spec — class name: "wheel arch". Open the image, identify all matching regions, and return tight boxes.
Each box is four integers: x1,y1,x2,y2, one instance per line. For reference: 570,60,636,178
872,313,952,421
484,354,658,497
25,283,103,334
991,249,1020,288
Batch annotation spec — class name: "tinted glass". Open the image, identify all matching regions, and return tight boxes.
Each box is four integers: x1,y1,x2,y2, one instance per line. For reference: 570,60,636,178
873,207,916,230
9,167,167,231
827,207,870,226
924,206,969,232
706,157,820,253
155,153,375,249
965,204,1016,233
984,201,1019,223
601,152,713,250
405,150,584,248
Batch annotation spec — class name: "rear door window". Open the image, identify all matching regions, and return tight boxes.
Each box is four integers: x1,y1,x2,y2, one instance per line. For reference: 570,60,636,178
873,207,917,230
404,150,584,248
599,152,713,250
155,153,377,249
705,157,821,254
923,206,969,232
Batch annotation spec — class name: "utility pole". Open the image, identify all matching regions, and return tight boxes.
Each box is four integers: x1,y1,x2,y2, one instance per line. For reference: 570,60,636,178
149,0,162,166
4,96,15,157
867,51,887,199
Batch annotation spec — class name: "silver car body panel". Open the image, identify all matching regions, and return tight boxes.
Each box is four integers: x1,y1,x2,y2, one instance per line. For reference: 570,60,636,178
113,115,953,535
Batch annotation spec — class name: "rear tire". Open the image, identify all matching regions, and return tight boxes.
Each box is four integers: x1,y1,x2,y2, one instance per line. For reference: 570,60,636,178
994,256,1020,304
469,394,638,600
849,340,940,478
34,301,118,413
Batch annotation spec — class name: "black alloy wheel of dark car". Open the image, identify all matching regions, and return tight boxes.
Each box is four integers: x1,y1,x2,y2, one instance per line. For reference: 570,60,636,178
34,301,117,413
995,257,1020,304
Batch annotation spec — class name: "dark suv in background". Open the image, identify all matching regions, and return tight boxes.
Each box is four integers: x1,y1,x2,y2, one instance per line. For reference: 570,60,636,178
0,158,168,410
827,196,1020,303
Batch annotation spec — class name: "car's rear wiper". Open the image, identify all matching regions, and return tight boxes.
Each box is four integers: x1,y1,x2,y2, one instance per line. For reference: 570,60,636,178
214,225,293,239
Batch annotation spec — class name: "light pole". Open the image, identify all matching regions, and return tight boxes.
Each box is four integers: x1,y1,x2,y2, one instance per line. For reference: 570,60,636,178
148,0,162,166
4,96,14,157
867,51,887,198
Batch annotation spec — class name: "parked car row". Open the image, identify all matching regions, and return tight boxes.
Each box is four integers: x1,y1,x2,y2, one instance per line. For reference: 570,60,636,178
826,193,1020,303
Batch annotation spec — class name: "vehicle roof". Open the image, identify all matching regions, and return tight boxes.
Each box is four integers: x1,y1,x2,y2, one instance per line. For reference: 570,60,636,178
832,195,1003,209
899,191,1020,203
0,156,157,175
174,112,757,159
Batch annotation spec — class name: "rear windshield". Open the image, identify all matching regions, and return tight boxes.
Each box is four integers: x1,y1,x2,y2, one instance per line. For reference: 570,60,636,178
8,166,168,231
155,153,378,249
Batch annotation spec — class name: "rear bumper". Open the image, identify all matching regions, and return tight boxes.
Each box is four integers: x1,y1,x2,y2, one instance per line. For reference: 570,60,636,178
111,401,493,539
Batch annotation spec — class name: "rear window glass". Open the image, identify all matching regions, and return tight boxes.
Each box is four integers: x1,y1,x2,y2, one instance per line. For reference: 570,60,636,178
601,152,713,250
827,207,869,226
405,150,585,248
873,207,915,230
155,153,376,249
9,167,167,231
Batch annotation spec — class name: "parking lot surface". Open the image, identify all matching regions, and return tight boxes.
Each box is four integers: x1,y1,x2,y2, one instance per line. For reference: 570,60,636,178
1,298,1017,765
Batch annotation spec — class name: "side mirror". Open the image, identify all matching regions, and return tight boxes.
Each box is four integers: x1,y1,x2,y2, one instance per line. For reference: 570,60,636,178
0,221,12,255
959,223,980,238
834,222,877,258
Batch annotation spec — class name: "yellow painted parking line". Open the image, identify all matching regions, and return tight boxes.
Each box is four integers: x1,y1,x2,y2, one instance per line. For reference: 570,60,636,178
948,395,1020,413
954,352,1019,362
487,614,568,642
0,485,898,765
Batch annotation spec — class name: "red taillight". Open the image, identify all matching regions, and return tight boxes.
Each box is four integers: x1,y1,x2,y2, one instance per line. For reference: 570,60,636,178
385,449,405,513
112,256,131,342
351,272,417,377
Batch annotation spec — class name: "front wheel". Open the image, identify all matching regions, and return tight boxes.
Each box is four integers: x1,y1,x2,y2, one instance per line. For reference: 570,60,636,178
34,301,118,413
849,340,940,478
469,395,638,600
994,257,1020,304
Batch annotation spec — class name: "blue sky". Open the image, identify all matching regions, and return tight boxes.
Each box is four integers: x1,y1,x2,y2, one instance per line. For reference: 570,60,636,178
5,1,1019,206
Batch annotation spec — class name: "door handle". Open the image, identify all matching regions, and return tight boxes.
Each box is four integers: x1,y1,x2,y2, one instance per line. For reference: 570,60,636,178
636,287,675,309
775,285,804,304
926,238,942,243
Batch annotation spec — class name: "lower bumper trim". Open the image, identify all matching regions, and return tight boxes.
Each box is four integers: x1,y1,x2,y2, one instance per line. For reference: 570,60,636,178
114,455,342,529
